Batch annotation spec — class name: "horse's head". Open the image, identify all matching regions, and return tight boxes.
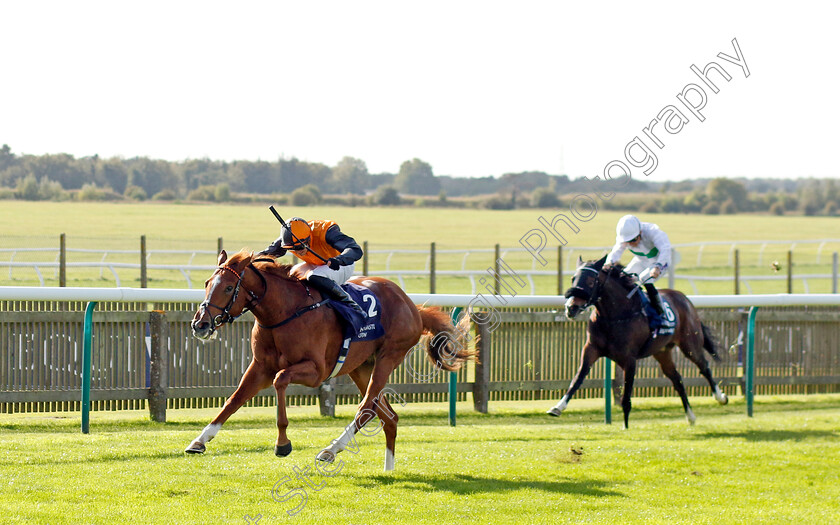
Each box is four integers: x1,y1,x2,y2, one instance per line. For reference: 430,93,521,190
563,254,607,319
192,249,260,341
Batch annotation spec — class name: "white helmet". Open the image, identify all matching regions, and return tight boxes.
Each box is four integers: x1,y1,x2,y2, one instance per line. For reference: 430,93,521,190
616,215,641,243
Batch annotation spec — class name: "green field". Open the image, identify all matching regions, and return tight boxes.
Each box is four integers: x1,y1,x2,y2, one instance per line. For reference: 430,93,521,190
1,395,839,524
1,201,839,294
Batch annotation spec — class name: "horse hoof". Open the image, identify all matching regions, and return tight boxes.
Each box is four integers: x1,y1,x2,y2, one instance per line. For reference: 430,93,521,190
275,443,293,457
718,394,729,405
546,408,562,417
185,442,206,454
316,450,336,463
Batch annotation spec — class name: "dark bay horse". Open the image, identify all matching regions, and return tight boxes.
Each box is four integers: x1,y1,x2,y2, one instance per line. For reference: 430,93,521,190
186,250,472,470
547,255,728,428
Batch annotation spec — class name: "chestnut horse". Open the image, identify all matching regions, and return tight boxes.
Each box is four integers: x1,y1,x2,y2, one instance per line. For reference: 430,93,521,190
548,255,728,428
185,250,472,470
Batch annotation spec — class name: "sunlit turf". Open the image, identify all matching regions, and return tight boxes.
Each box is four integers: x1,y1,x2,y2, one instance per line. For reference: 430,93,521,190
2,395,839,524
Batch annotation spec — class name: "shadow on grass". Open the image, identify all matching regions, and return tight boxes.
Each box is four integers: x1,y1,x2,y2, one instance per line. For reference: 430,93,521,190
696,429,838,442
0,443,283,467
356,472,624,498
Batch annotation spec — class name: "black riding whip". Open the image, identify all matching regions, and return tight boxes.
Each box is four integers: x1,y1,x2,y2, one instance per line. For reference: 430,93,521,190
268,206,330,264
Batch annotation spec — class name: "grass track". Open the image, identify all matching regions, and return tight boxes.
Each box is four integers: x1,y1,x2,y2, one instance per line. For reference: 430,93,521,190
2,395,839,524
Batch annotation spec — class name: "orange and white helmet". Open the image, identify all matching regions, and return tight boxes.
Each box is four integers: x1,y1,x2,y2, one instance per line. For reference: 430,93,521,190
280,218,311,250
616,215,642,243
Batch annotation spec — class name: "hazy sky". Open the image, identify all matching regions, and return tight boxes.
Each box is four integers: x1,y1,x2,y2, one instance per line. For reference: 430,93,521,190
2,1,837,182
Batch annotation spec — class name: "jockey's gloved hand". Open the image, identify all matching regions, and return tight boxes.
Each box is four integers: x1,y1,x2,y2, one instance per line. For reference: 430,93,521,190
259,240,287,258
260,247,286,258
326,257,341,270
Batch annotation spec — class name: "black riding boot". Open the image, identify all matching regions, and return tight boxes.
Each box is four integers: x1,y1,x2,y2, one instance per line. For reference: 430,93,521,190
644,283,664,339
307,275,365,316
644,283,664,316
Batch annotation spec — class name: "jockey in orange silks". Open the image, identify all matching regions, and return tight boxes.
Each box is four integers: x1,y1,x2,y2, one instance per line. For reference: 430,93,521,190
261,218,365,316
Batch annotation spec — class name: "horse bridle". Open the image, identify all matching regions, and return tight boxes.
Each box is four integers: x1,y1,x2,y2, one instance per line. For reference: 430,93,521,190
198,258,330,334
199,262,268,333
565,266,605,310
567,264,648,324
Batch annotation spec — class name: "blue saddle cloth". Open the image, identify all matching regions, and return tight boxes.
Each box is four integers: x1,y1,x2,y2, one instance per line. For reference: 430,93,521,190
328,283,385,343
638,289,677,336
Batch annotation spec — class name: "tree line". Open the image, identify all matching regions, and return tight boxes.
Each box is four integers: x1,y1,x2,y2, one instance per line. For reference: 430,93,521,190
0,144,837,215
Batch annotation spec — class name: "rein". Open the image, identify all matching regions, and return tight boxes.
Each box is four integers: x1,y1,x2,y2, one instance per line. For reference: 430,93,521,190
258,298,331,329
570,265,645,323
200,259,329,334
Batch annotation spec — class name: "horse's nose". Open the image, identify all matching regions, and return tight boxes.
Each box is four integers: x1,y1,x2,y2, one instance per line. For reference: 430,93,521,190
192,318,210,336
564,297,578,319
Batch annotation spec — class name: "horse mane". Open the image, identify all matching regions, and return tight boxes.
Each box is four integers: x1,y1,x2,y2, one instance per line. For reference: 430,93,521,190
228,250,300,284
603,262,638,292
259,262,299,283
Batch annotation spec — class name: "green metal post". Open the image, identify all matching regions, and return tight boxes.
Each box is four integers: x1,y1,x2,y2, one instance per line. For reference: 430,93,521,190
448,307,462,427
448,372,457,427
604,358,612,425
82,301,97,433
746,306,758,417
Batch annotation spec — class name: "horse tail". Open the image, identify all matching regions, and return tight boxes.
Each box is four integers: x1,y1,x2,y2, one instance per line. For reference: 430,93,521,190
701,322,722,362
417,306,475,372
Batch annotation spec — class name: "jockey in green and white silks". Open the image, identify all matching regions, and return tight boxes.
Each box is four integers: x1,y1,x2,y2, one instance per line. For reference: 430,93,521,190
606,215,671,335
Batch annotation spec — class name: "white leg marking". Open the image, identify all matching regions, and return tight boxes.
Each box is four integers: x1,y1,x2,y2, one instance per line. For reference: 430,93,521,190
196,423,221,444
714,386,729,405
547,397,569,416
317,422,359,462
384,449,395,471
331,423,356,452
185,423,221,453
686,408,696,426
